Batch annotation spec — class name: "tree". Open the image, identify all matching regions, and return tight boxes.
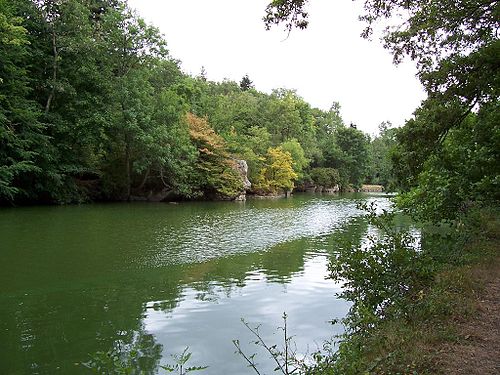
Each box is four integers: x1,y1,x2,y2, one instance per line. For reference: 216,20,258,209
310,167,340,188
133,83,197,198
264,89,316,150
280,138,309,181
186,113,243,199
97,2,170,200
393,100,500,221
334,126,369,189
198,65,207,81
0,0,46,202
239,74,253,91
366,122,397,189
11,0,195,203
254,146,298,194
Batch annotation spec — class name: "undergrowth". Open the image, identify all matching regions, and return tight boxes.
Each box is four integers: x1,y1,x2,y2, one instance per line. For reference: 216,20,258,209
319,205,500,374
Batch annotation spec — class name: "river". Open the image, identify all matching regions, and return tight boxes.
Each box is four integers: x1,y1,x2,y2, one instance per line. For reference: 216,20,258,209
0,193,392,374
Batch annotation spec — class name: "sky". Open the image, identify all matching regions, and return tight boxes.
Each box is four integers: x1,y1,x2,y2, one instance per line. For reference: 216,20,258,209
127,0,426,135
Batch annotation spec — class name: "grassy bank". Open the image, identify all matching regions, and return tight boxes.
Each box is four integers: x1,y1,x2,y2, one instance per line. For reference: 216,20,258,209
324,208,499,374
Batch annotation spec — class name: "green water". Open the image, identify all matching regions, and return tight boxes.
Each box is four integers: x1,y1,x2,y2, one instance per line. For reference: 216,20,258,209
0,193,392,374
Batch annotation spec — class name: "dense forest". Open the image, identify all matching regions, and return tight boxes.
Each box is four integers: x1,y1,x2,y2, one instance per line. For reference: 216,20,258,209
0,0,395,206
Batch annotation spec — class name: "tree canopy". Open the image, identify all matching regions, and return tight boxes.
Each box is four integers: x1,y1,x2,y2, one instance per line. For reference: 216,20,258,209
0,0,386,205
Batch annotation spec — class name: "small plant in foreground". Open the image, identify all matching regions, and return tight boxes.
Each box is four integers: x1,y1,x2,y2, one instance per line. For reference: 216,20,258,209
160,347,208,375
82,348,138,374
83,346,207,375
233,312,329,374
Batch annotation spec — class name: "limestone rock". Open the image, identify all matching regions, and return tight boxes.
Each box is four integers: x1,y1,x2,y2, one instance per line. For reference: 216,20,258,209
235,159,251,191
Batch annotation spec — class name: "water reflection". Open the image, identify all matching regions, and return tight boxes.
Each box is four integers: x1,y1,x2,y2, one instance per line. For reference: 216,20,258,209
0,193,393,374
143,255,348,375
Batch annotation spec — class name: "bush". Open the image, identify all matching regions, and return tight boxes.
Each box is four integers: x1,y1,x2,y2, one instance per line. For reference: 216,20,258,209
310,168,340,188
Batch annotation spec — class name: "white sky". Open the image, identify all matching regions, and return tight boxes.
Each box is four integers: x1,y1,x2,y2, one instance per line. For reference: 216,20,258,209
128,0,426,135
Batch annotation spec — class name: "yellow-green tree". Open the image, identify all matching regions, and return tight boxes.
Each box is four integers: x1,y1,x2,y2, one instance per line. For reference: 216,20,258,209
254,147,297,194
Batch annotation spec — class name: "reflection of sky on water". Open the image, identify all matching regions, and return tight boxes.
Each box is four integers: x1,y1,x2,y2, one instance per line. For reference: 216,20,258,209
143,255,349,375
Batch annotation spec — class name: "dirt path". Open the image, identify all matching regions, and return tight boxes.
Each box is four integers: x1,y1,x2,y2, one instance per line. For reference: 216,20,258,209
436,258,500,374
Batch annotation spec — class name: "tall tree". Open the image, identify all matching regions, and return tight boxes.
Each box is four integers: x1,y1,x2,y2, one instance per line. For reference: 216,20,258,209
367,122,397,189
99,3,169,199
0,0,46,202
335,126,369,189
254,146,298,194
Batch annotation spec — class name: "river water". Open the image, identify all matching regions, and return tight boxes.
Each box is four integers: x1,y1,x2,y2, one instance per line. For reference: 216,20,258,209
0,193,392,374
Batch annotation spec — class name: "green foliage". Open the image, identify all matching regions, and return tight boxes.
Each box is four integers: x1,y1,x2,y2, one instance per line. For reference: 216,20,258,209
333,126,369,189
396,102,500,222
83,346,206,375
263,0,309,33
239,74,254,91
320,204,498,374
308,103,370,191
161,347,208,375
265,89,315,147
309,167,339,188
83,348,139,375
280,138,309,180
0,0,45,201
366,122,398,190
0,0,375,204
330,203,431,329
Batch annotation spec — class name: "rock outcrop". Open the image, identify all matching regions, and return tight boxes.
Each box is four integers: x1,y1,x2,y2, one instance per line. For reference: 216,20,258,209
236,159,251,191
360,184,384,192
231,159,251,201
303,185,340,193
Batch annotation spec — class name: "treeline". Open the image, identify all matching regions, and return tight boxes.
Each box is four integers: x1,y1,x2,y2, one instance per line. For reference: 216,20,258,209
0,0,383,205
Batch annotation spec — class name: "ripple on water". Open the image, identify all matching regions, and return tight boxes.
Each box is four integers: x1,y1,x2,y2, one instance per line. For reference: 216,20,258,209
139,198,385,268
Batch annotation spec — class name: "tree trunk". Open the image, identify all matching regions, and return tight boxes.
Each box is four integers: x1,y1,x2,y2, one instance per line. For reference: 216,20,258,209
45,28,57,114
137,167,150,191
125,135,131,201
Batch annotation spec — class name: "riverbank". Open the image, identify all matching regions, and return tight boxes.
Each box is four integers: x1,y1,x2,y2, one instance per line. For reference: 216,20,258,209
435,254,500,374
324,208,499,374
